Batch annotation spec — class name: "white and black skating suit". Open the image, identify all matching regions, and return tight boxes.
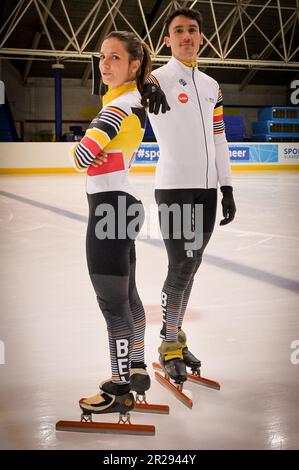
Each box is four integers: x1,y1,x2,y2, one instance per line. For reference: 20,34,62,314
147,58,232,341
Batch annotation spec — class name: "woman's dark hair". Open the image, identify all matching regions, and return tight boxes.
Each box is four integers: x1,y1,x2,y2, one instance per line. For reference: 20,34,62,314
165,8,203,35
104,31,152,94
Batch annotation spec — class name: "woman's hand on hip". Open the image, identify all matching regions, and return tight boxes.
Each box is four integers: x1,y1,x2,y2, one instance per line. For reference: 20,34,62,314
91,150,108,167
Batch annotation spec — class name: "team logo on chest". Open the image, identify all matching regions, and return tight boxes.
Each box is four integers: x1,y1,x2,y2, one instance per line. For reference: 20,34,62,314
178,92,189,104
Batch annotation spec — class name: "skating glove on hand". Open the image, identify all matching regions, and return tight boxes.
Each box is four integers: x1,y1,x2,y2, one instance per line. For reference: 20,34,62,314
141,83,171,114
220,186,236,226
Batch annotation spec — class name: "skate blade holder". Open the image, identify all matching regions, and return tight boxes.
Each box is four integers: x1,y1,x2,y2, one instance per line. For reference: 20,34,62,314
134,393,170,414
56,410,155,436
152,362,193,409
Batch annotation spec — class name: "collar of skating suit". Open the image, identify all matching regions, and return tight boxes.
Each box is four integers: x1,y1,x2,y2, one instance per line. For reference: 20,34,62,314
103,81,138,106
169,56,198,75
181,59,197,68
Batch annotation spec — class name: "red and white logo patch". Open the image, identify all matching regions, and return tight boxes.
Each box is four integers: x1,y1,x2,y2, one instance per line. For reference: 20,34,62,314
178,93,189,104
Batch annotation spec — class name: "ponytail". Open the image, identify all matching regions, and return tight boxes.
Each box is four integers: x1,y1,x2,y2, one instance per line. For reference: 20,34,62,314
136,42,152,94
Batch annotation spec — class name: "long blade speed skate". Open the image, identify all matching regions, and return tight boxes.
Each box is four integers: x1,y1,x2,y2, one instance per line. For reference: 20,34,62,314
56,406,155,436
153,361,221,391
153,341,193,408
178,330,221,390
56,379,155,436
152,362,193,409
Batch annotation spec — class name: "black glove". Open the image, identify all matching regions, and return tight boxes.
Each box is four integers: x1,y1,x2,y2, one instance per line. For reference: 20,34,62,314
220,186,236,226
141,83,171,114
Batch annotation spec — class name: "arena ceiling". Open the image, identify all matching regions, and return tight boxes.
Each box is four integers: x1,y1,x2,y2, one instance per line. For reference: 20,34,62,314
0,0,298,89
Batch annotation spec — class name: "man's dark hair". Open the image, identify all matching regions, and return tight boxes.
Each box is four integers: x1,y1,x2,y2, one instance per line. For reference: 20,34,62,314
165,8,203,35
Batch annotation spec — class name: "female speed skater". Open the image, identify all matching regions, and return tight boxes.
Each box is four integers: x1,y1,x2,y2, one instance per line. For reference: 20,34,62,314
71,31,153,418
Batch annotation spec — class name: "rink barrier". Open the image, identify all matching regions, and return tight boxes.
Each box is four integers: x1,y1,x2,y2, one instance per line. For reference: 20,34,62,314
1,165,299,174
0,142,298,173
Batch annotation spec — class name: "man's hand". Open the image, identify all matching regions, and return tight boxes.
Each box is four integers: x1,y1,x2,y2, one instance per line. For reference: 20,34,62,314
141,83,171,114
90,150,108,167
219,186,236,226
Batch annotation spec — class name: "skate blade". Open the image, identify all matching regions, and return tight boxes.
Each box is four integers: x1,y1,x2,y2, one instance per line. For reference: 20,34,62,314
152,361,163,371
56,420,155,436
187,372,221,390
154,371,193,409
134,402,170,414
153,361,220,391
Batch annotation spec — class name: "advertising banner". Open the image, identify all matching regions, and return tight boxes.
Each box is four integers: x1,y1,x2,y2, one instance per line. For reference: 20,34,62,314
134,143,285,165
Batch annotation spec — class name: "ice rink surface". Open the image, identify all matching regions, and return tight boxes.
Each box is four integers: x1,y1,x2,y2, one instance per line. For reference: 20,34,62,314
0,170,298,450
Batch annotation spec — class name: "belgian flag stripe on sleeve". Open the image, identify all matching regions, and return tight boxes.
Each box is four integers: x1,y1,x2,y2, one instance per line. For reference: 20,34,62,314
213,88,225,134
72,105,128,170
146,74,160,86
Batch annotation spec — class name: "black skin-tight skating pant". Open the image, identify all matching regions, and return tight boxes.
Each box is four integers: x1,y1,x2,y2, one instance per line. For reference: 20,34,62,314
86,191,145,384
155,188,217,342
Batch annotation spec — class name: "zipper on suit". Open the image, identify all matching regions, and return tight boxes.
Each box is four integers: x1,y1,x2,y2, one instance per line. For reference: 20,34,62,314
192,67,209,189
